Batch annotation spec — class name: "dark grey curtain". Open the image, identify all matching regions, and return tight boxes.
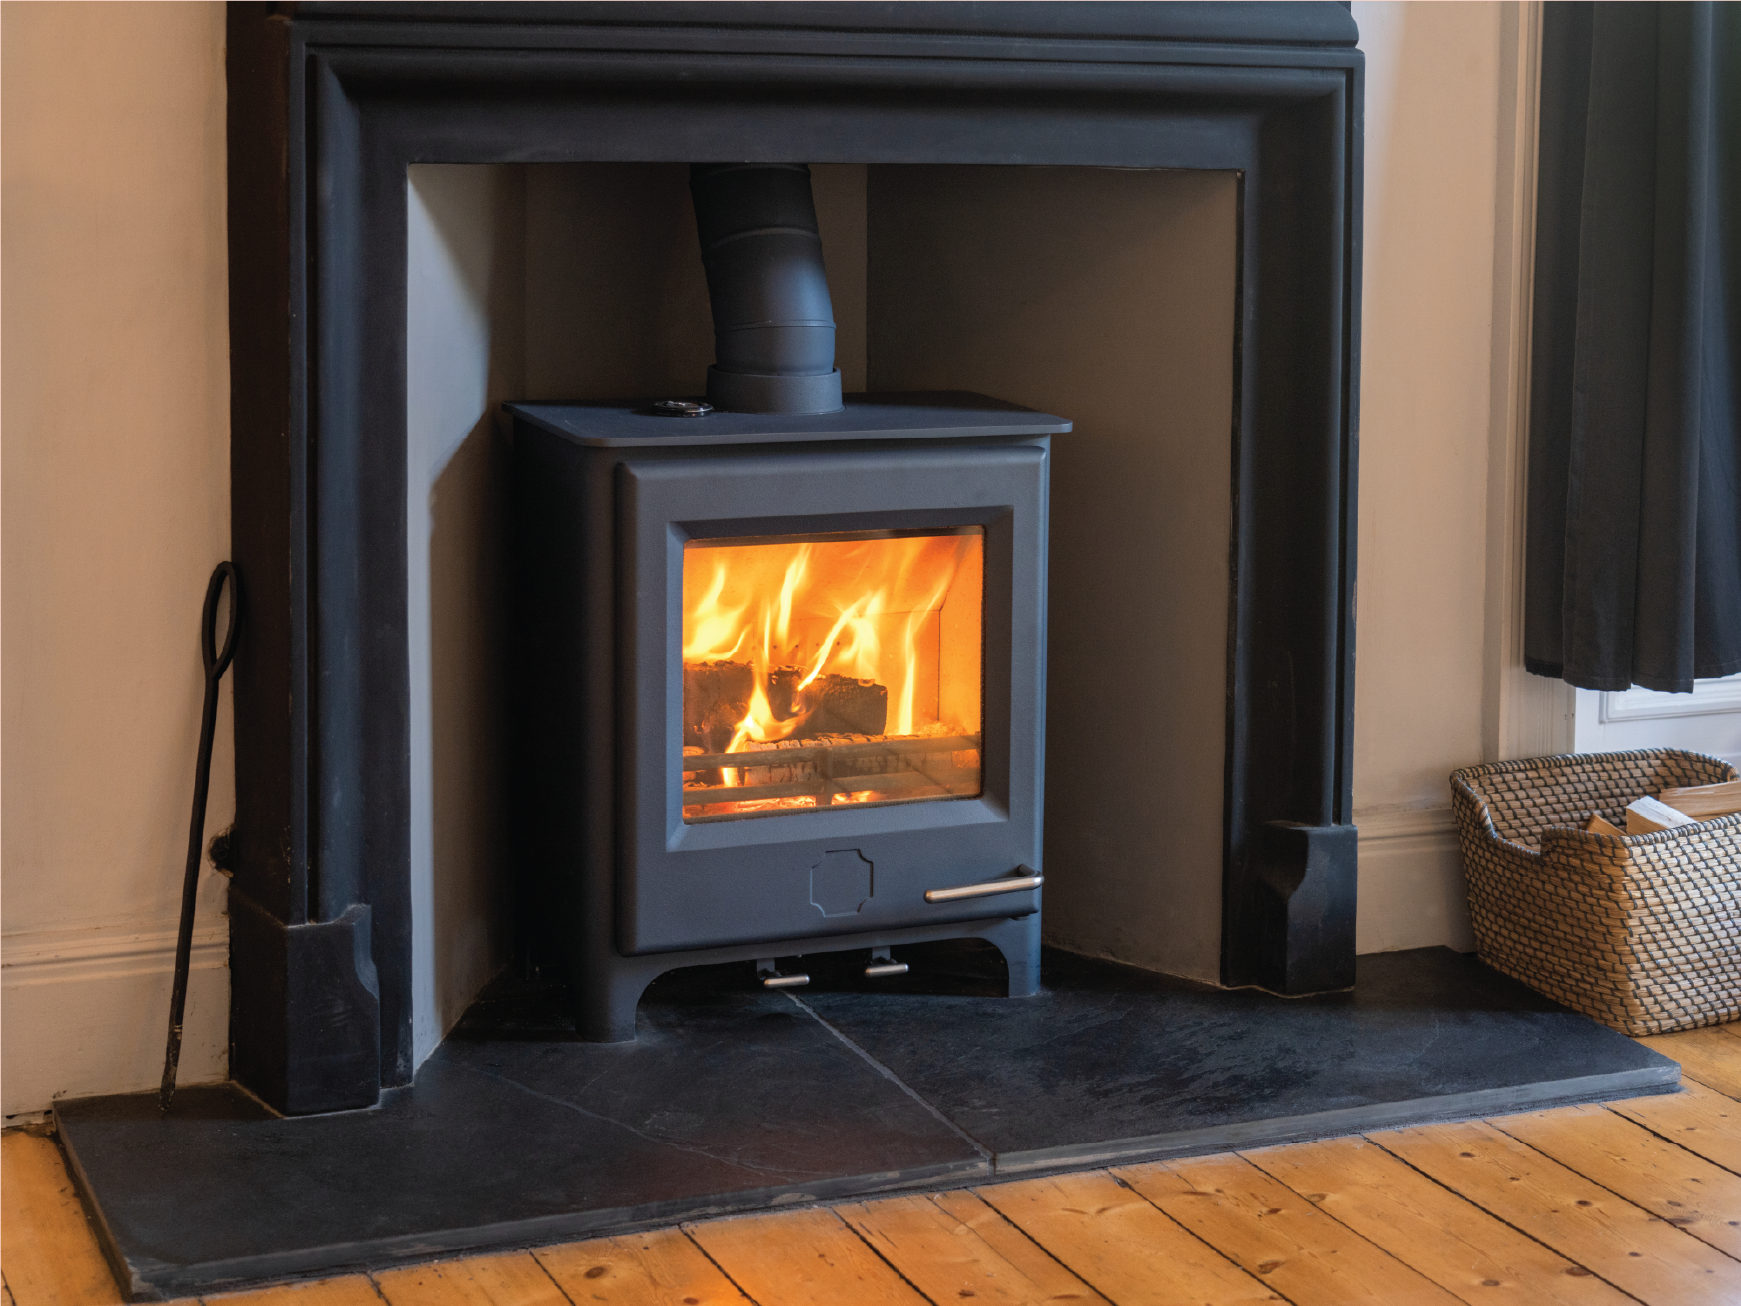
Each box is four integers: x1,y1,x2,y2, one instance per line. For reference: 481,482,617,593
1525,1,1740,693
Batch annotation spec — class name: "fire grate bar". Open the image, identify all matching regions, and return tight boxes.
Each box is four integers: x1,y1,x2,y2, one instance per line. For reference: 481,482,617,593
682,734,980,772
682,765,979,804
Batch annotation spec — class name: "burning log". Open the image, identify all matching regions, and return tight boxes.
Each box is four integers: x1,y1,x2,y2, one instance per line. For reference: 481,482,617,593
685,662,888,750
683,660,753,753
814,675,889,737
767,668,889,738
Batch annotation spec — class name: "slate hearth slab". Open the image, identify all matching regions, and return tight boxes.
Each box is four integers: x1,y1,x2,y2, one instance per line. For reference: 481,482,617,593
55,975,987,1302
799,946,1680,1171
56,946,1678,1301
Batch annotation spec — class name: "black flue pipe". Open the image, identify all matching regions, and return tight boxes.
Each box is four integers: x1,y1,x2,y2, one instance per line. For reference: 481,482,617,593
690,163,843,414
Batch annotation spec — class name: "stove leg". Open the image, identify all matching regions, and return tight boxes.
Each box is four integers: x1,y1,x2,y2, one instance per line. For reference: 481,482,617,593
574,960,662,1043
986,914,1042,997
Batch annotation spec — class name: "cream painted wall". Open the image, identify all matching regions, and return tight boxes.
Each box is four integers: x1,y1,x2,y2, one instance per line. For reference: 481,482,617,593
2,2,232,1116
1355,1,1503,814
1352,1,1510,953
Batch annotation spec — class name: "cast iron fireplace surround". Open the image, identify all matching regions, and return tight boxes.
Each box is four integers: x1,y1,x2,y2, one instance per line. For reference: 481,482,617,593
227,1,1363,1114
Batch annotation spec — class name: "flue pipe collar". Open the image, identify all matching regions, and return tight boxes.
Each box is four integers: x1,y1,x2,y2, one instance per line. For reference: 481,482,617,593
690,162,844,415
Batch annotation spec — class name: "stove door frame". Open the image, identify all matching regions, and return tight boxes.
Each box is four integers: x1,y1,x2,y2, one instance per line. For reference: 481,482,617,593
619,441,1048,955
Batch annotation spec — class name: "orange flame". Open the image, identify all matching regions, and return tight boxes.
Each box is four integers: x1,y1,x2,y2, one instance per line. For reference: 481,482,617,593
683,532,982,767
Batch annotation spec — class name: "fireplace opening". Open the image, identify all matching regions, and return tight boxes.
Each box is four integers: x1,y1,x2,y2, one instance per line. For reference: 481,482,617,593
408,159,1235,1055
681,525,984,821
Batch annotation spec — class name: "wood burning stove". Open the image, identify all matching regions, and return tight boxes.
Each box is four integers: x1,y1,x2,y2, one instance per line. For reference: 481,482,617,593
512,394,1065,1038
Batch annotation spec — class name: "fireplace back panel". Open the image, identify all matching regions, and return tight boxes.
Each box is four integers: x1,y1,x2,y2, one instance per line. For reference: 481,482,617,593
867,165,1237,981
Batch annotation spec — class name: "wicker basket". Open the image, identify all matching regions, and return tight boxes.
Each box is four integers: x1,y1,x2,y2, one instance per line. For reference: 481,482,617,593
1450,748,1741,1036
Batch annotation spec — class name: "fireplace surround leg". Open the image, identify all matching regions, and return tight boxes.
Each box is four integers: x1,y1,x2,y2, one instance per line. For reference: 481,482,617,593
229,895,382,1114
1246,822,1359,995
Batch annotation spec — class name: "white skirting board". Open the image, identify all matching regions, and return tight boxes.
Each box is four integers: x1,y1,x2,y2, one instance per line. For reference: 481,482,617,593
2,919,228,1119
1356,807,1476,956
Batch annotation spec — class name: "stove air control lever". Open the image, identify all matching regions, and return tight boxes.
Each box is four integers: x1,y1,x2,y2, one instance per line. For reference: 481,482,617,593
756,958,809,988
924,867,1043,903
864,947,908,978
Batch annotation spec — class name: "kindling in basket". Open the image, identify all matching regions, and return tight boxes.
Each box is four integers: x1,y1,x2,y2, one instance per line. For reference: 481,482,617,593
1451,748,1741,1037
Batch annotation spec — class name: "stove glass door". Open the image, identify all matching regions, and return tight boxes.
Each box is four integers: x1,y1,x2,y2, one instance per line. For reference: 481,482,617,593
681,526,983,821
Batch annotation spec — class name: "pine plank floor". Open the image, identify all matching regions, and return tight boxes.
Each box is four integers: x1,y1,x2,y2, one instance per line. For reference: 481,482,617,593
5,1023,1740,1306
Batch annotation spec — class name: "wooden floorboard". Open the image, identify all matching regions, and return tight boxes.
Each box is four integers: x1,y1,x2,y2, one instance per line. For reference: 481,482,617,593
836,1190,1109,1305
7,1019,1741,1306
533,1230,749,1304
1371,1118,1741,1306
371,1254,567,1306
1609,1076,1741,1175
973,1169,1280,1304
683,1207,927,1305
1492,1103,1741,1259
1114,1152,1460,1305
1638,1025,1741,1098
206,1279,381,1306
1244,1133,1630,1305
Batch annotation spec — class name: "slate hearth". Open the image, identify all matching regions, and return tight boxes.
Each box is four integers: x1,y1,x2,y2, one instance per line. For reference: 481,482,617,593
58,946,1677,1301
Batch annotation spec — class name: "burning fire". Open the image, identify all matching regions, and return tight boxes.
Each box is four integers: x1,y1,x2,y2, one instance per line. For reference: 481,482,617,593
681,529,983,813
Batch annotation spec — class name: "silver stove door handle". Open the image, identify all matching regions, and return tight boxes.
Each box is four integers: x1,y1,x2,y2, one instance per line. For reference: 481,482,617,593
924,872,1043,903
